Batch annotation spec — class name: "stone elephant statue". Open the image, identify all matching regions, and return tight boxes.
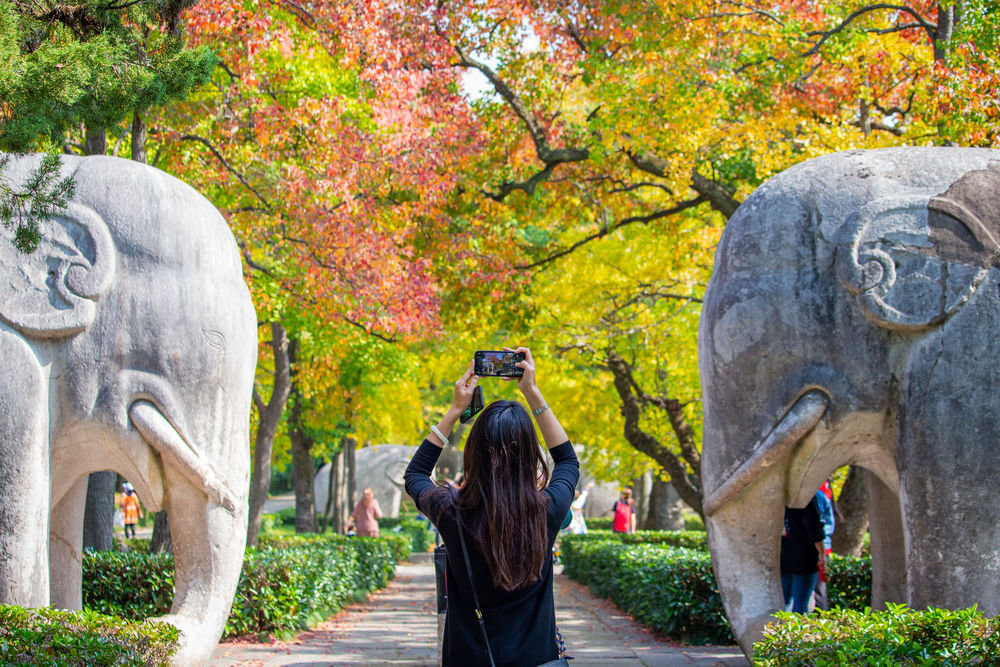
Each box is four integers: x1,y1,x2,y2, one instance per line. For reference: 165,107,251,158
698,147,1000,657
0,154,257,663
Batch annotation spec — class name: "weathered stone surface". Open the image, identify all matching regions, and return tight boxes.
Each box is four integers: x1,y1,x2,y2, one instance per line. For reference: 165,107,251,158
0,153,258,665
698,147,1000,657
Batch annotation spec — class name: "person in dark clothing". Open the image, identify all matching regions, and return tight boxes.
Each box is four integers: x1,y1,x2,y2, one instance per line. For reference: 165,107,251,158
404,347,579,667
780,496,826,613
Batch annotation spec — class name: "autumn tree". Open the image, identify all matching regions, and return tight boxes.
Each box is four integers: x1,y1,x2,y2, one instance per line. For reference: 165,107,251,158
392,0,998,525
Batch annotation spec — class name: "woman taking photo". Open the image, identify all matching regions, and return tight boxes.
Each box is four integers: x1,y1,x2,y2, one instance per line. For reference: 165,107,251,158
404,348,579,666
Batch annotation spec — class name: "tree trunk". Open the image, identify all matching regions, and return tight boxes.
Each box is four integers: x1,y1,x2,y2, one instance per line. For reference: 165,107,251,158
320,451,339,533
246,322,293,547
331,448,346,534
643,476,685,530
84,125,106,156
80,125,114,552
831,465,869,556
82,471,115,551
288,336,317,533
933,2,959,62
131,111,147,164
150,510,173,553
606,349,704,515
345,437,356,521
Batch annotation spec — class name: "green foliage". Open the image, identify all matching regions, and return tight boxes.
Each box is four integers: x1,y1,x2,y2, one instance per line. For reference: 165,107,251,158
561,533,874,646
116,537,151,553
82,536,400,640
82,551,175,619
683,513,706,532
0,0,214,252
0,604,179,666
561,535,732,644
379,517,436,553
0,152,75,252
585,517,613,531
826,554,872,611
572,529,708,550
755,604,1000,666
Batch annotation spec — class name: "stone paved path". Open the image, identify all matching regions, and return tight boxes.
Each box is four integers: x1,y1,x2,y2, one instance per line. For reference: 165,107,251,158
209,558,749,666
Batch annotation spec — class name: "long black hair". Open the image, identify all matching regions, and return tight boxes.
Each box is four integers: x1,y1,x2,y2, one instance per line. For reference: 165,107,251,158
427,400,551,590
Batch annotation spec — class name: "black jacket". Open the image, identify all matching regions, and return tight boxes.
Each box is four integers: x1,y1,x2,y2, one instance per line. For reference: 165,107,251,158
405,439,579,667
780,497,825,575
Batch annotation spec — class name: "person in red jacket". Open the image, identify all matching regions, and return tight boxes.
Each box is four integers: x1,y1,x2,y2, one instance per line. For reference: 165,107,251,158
612,489,636,533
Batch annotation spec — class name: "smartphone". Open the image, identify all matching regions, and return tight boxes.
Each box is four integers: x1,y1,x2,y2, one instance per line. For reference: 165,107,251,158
474,350,526,377
460,385,484,424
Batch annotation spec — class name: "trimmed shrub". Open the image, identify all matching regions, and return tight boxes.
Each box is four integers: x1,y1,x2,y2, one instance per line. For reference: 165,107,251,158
561,535,732,644
83,551,175,619
826,553,871,611
561,533,874,645
0,605,179,665
585,517,613,531
755,604,1000,665
566,529,707,550
384,517,435,553
83,535,400,640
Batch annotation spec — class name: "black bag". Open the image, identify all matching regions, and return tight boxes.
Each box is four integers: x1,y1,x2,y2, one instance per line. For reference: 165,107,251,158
434,544,448,613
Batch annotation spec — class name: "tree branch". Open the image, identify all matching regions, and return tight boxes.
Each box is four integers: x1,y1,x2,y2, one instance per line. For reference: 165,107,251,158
515,196,706,270
179,134,273,211
626,150,740,218
606,348,703,515
804,4,936,57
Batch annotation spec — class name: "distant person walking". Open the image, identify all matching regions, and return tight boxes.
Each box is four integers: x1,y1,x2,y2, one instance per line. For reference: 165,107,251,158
566,482,593,535
780,495,826,614
612,488,636,534
120,482,142,539
348,487,383,537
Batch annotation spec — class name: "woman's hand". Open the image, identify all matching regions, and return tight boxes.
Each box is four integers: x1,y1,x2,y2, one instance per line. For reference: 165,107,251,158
504,346,539,398
450,360,479,416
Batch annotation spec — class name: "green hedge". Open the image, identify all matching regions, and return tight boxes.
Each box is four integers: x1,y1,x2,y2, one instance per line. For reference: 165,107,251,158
755,604,1000,665
585,517,613,531
561,534,873,646
380,517,435,553
562,535,731,644
574,529,708,550
83,535,400,640
0,605,179,665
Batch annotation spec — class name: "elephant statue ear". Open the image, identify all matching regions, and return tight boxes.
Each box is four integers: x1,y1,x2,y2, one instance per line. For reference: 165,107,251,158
0,202,115,338
837,165,1000,332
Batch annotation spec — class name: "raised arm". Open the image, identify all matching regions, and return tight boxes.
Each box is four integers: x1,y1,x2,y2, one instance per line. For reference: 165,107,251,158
509,346,569,449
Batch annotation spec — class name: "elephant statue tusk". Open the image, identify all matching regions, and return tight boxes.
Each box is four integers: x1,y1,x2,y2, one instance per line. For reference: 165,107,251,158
703,389,829,517
129,400,238,514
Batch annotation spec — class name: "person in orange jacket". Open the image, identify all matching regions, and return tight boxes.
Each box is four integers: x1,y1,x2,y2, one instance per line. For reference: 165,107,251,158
120,482,143,539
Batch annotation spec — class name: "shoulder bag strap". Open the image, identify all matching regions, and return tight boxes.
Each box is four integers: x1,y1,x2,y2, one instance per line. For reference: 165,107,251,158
456,510,497,667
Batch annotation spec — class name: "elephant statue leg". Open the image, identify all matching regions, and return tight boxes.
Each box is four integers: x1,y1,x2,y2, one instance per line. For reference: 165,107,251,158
865,469,906,609
49,476,89,610
899,296,1000,614
0,331,50,606
157,463,247,664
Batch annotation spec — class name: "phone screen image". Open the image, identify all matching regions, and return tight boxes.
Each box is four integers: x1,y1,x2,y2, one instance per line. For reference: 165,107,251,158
474,350,525,377
460,385,484,424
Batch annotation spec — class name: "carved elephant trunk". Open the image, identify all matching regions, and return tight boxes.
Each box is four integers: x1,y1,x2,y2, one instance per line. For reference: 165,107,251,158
0,154,257,664
698,147,1000,657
